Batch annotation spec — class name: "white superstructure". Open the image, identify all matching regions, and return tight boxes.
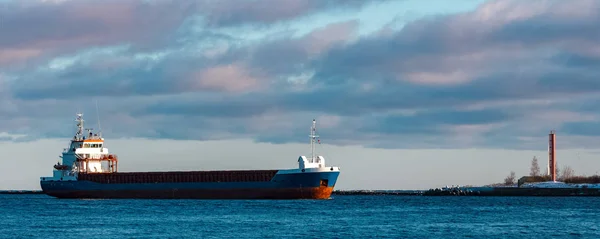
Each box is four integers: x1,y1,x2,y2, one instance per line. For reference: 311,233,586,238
279,119,340,174
40,113,118,182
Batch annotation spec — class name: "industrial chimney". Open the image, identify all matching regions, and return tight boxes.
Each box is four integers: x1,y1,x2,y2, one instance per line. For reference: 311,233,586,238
548,130,556,181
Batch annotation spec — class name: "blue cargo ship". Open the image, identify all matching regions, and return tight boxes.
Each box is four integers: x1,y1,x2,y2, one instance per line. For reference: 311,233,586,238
40,114,340,199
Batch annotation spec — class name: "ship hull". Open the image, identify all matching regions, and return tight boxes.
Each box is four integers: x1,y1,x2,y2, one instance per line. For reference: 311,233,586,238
40,170,339,200
39,187,334,199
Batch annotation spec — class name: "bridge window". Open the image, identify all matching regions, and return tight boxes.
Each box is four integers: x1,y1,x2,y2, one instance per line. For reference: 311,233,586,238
84,143,102,148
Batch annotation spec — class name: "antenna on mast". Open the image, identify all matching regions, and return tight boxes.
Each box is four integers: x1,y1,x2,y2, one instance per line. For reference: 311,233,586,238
309,119,319,163
95,100,102,138
75,112,84,141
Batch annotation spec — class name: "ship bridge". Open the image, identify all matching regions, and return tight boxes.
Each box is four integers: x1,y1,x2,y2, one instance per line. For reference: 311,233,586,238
43,113,119,182
72,137,118,174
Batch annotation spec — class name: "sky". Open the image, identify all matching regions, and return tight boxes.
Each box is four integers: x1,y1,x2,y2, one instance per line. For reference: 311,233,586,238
1,0,600,190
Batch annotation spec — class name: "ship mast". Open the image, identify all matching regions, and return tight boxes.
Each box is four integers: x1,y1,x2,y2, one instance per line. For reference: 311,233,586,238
75,113,84,141
310,119,319,163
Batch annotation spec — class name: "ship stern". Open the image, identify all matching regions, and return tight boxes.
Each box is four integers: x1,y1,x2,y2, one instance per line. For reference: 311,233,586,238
272,167,340,199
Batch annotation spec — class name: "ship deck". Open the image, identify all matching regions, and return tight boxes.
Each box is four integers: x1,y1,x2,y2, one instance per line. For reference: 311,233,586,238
76,170,279,184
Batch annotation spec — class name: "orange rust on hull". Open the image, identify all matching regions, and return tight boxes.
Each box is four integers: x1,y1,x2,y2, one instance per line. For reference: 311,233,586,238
311,186,334,199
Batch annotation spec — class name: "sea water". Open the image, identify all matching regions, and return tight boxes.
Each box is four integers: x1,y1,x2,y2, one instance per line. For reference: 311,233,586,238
1,194,599,238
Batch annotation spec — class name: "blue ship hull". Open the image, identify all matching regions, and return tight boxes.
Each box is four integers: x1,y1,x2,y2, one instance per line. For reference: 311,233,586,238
40,170,340,199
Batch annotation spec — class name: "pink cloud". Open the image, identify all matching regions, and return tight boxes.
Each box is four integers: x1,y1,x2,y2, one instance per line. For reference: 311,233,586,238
397,48,532,85
0,49,43,67
0,0,192,66
302,20,359,55
445,123,506,147
470,0,551,26
203,0,314,26
376,0,600,86
468,0,598,27
0,0,381,67
198,0,384,27
404,71,472,85
190,64,264,93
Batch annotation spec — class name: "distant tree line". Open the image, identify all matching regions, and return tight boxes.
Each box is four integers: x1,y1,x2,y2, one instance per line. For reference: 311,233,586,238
502,156,597,186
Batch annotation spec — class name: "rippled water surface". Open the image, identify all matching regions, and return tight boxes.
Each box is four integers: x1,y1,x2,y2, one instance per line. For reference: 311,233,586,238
1,194,599,238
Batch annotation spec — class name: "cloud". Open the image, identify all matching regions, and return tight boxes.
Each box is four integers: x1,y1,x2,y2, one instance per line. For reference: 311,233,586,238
0,49,43,66
0,132,27,141
0,0,194,67
2,0,600,151
302,20,360,55
561,122,600,136
0,0,386,68
189,63,264,92
197,0,390,27
312,0,600,88
8,19,361,100
242,19,360,80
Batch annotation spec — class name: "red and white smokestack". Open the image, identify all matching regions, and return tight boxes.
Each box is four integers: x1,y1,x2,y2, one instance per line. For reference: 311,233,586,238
548,130,556,181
